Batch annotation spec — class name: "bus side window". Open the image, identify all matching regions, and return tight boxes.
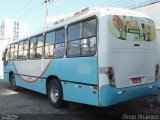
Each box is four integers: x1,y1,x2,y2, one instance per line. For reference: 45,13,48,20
67,23,81,56
2,48,7,62
14,43,18,60
9,44,15,60
29,35,43,59
81,18,97,56
23,40,29,60
18,40,28,60
44,31,55,58
29,37,37,59
36,35,43,59
6,47,10,61
55,28,65,58
18,41,24,60
67,17,97,57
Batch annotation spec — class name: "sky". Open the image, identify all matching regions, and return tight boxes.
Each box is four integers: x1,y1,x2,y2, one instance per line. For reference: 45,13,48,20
0,0,156,35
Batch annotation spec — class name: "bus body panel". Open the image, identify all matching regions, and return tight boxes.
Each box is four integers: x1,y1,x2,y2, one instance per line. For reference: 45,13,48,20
107,15,158,88
12,57,98,85
4,57,99,106
100,80,159,106
111,50,157,88
62,82,99,106
43,57,98,85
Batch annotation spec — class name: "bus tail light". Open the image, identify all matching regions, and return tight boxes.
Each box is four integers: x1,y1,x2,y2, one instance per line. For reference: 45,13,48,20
106,67,116,87
155,64,159,80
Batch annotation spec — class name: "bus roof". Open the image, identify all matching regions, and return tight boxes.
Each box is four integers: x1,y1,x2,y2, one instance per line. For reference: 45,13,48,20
9,7,151,44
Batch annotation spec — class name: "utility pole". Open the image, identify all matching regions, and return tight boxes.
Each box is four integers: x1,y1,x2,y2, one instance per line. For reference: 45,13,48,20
43,0,53,30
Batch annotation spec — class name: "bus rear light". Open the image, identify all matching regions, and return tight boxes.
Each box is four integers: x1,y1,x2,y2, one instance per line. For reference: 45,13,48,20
107,67,116,87
155,64,159,80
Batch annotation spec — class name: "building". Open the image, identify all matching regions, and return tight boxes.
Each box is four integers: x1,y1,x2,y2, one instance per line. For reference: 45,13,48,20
0,18,28,41
0,38,12,79
0,19,28,79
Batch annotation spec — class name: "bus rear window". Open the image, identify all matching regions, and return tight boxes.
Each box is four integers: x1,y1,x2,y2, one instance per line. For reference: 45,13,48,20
109,15,156,42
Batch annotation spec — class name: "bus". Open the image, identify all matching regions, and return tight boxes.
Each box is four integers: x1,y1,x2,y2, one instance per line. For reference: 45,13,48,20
2,7,159,108
157,28,160,87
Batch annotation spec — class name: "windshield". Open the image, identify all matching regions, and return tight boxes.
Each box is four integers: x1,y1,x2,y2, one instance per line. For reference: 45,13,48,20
109,15,156,42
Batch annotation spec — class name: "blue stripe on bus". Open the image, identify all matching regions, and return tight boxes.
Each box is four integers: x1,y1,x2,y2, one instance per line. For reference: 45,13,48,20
100,81,159,107
4,57,98,96
43,56,98,85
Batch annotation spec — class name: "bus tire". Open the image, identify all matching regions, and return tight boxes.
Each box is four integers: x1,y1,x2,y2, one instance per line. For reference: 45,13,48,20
9,74,18,91
48,79,64,108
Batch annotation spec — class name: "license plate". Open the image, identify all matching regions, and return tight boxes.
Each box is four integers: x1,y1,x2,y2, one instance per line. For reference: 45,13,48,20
132,77,142,84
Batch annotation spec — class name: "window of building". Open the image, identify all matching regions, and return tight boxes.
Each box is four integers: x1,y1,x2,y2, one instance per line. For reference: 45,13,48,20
67,17,97,57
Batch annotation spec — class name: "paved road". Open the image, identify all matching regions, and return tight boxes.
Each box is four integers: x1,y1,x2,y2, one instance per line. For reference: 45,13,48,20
0,80,160,120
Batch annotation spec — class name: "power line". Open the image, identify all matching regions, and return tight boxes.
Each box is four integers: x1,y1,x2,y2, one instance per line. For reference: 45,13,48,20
93,0,160,9
14,2,41,18
14,0,33,18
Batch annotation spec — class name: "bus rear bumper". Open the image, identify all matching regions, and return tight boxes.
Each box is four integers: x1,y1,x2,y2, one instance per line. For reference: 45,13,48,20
100,81,159,107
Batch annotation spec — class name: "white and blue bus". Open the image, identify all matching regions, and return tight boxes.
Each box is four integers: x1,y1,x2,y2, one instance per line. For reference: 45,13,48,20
2,7,159,108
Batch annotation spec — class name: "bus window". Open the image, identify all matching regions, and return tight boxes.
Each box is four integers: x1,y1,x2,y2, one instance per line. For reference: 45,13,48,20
68,23,81,41
18,40,28,60
14,43,18,60
109,15,156,41
23,40,29,60
2,47,9,65
81,37,96,56
44,31,55,58
83,19,96,38
29,35,43,59
29,37,37,59
18,41,24,60
9,44,15,60
55,28,65,58
36,35,43,59
81,18,97,55
67,17,97,57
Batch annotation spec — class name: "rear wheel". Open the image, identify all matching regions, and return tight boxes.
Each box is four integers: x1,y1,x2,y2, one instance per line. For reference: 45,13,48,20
9,74,18,91
48,80,64,108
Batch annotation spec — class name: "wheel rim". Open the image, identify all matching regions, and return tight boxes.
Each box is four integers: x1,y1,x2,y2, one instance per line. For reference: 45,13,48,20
50,87,59,103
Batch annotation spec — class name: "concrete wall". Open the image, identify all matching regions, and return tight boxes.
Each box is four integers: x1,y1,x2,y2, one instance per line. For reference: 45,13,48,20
0,39,12,79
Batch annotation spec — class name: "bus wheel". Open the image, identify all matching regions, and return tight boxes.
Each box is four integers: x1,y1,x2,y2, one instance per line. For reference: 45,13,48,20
9,74,18,91
48,80,64,108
